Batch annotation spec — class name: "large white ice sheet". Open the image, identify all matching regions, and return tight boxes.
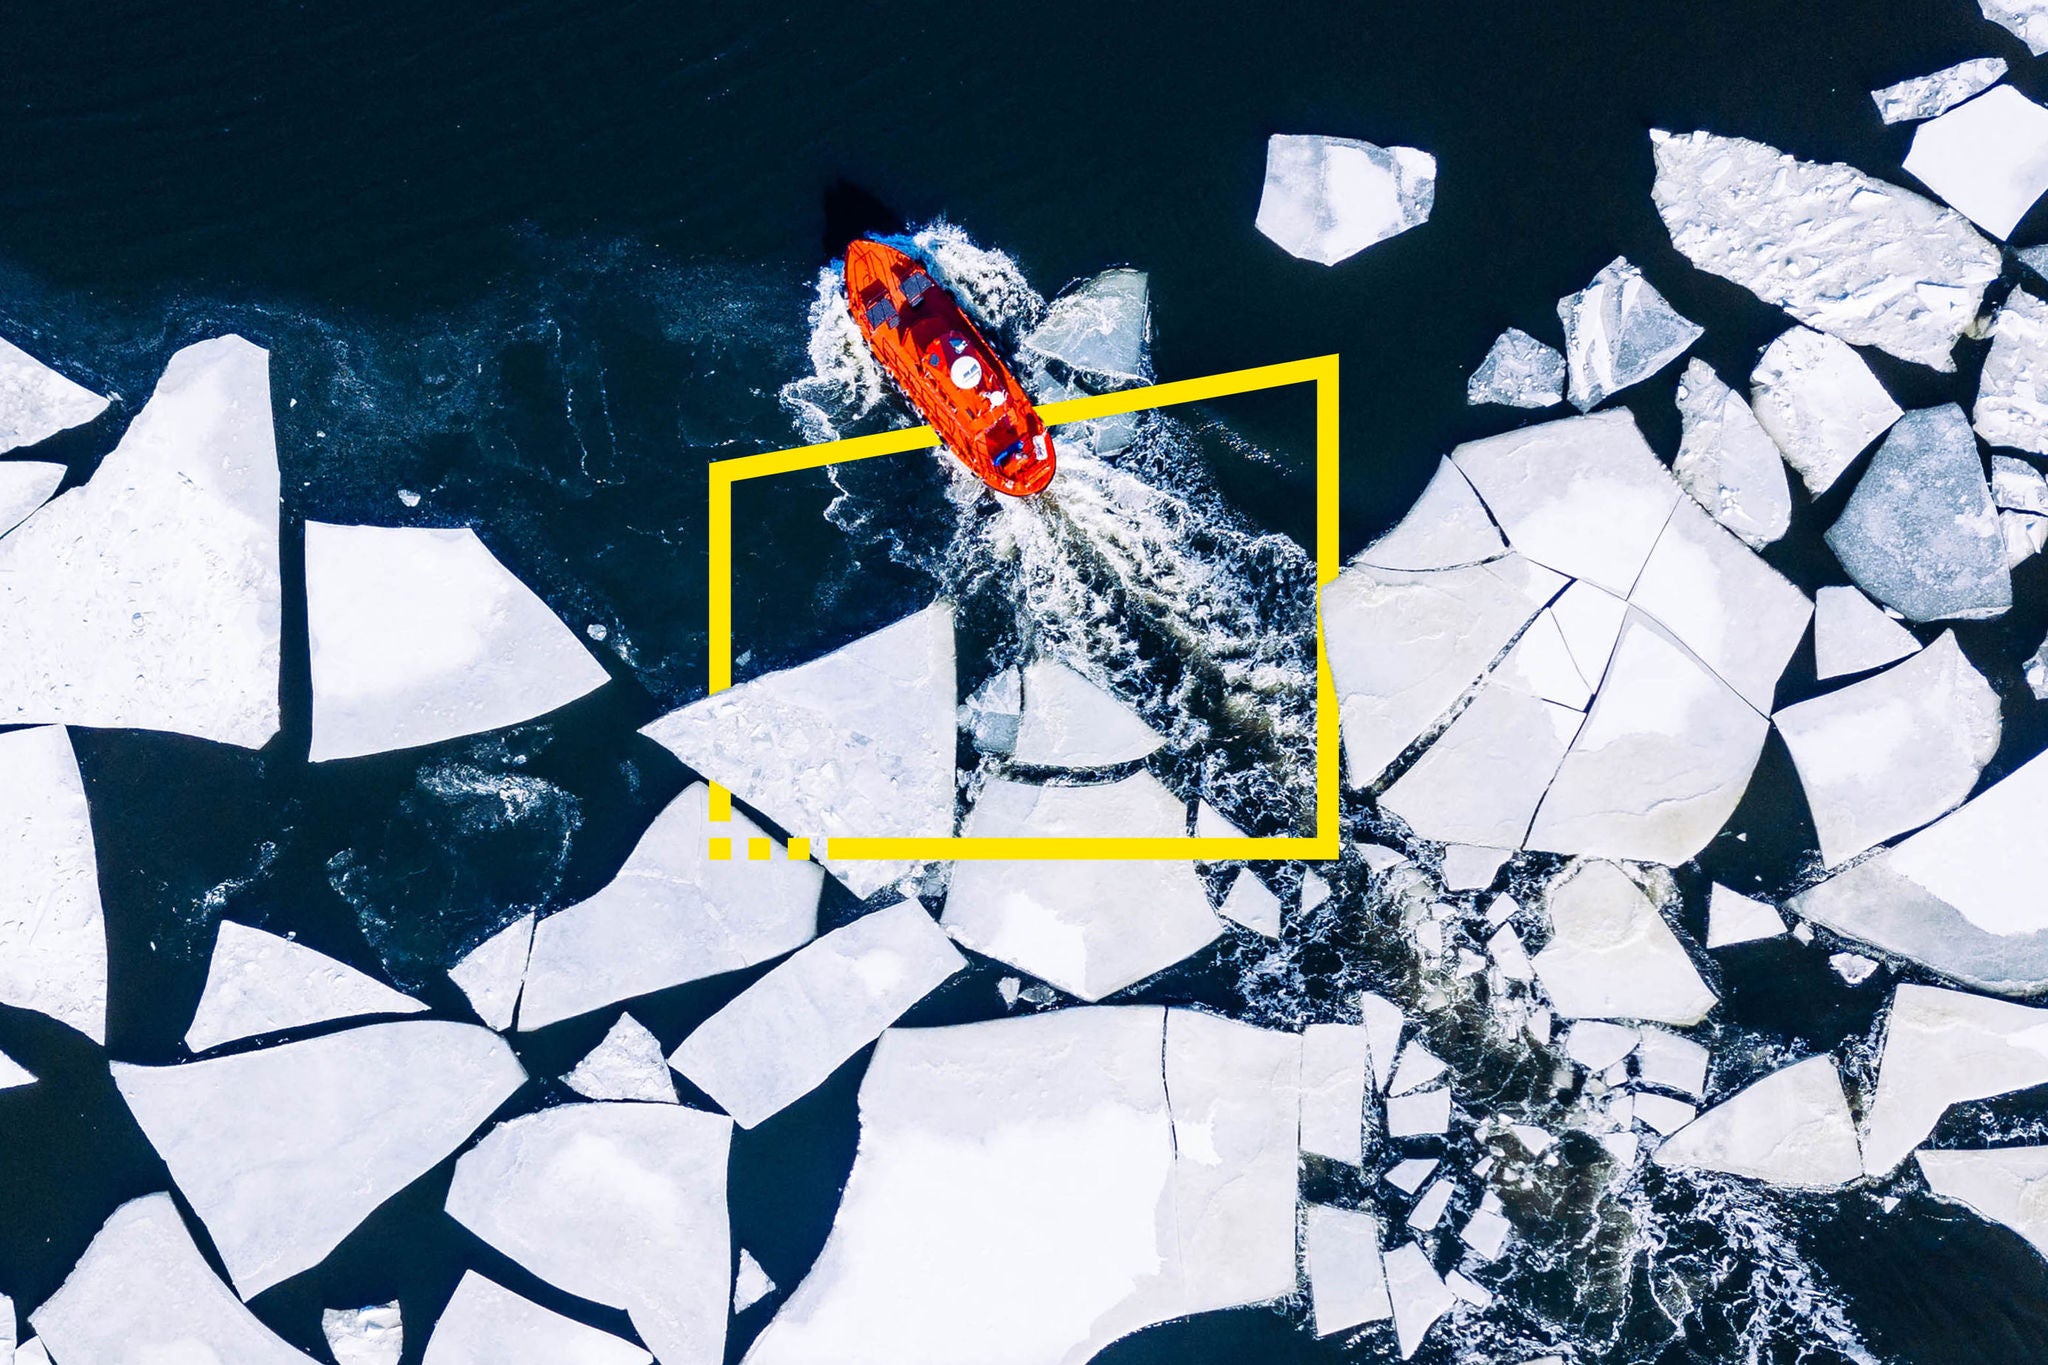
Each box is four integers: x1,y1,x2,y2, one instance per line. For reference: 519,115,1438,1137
0,336,281,746
0,726,106,1042
184,920,425,1052
1653,1056,1861,1188
1304,1205,1391,1335
1903,86,2048,240
1012,659,1164,768
1529,861,1717,1026
1915,1146,2048,1261
1255,134,1435,266
1860,986,2048,1174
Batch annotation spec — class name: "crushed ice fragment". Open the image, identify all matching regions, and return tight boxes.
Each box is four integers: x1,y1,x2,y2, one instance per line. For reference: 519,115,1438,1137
1388,1040,1448,1096
1650,129,1999,370
1812,585,1919,680
1305,1205,1392,1334
1194,798,1245,841
1440,844,1511,891
421,1271,651,1365
1672,358,1791,547
1407,1177,1453,1230
1531,862,1717,1025
1564,1021,1638,1072
960,667,1021,756
1217,868,1282,937
184,920,425,1053
1362,991,1406,1092
0,726,107,1042
2006,510,2048,567
1859,985,2048,1173
1021,268,1150,385
1976,287,2048,454
1255,134,1435,266
1872,58,2008,123
324,1302,402,1365
1488,924,1535,982
1466,328,1566,409
448,913,534,1032
1386,1086,1452,1137
564,1013,677,1103
1748,326,1902,497
1774,632,1999,866
1385,1158,1438,1194
734,1248,777,1313
0,1048,34,1092
1355,457,1506,571
0,334,107,453
670,898,966,1127
1302,870,1333,913
1378,682,1581,848
1653,1055,1861,1187
1706,883,1788,948
1556,257,1702,411
1012,658,1164,767
1382,1242,1457,1359
1445,1269,1493,1308
1982,0,2048,52
1827,404,2009,621
1633,1093,1697,1135
1915,1146,2048,1260
1461,1206,1512,1261
1634,1027,1710,1097
1903,86,2048,240
1300,1022,1370,1163
1829,951,1880,985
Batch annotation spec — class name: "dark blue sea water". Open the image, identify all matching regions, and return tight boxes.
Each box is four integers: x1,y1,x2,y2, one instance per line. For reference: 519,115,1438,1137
4,1,2048,1361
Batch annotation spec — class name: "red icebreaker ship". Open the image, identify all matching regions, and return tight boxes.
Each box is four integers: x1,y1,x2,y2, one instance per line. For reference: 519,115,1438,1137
844,238,1057,497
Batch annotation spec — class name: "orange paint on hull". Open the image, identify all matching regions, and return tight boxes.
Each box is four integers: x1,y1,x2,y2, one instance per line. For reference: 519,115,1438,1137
844,238,1057,497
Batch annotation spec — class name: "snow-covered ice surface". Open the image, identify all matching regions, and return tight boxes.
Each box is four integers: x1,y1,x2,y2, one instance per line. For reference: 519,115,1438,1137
1811,585,1920,679
448,912,533,1031
1706,882,1788,948
1859,985,2048,1174
1903,85,2048,240
184,919,426,1052
1011,658,1164,767
305,522,610,761
422,1273,652,1365
0,726,107,1042
1915,1146,2048,1260
1653,1056,1862,1188
0,335,281,745
1671,359,1791,547
1983,0,2048,51
0,333,107,452
1352,457,1505,571
1977,286,2048,453
1300,1021,1370,1163
1650,129,2001,370
324,1302,402,1365
1556,257,1702,411
1305,1205,1391,1334
1467,327,1566,409
1748,326,1902,497
563,1012,677,1103
1529,861,1717,1025
1255,134,1435,265
1871,58,2008,123
0,462,63,538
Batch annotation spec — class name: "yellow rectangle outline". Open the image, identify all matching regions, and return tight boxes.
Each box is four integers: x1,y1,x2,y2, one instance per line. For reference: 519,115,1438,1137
708,354,1340,861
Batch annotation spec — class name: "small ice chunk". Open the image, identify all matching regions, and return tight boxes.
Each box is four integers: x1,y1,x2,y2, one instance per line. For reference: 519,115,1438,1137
735,1249,777,1313
1706,883,1788,948
1218,868,1282,937
1022,269,1150,385
1860,985,2048,1173
1255,134,1435,266
1356,458,1507,571
1556,257,1703,411
1449,411,1680,595
0,462,63,539
1386,1086,1452,1138
1792,922,1817,944
1460,1206,1512,1261
1915,1146,2048,1261
1994,454,2048,512
1748,326,1903,497
1388,1040,1448,1096
1634,1027,1710,1097
1379,683,1582,849
2005,510,2048,566
1384,1157,1438,1194
0,1048,34,1092
1672,359,1792,547
1445,1270,1493,1308
670,899,966,1127
1358,843,1407,873
1012,659,1164,768
1812,585,1920,679
1467,328,1566,409
1550,579,1629,686
1304,1205,1392,1335
1511,1123,1554,1154
1565,1021,1639,1072
446,1103,733,1365
1493,610,1593,710
421,1272,652,1365
1195,799,1245,840
1653,1055,1862,1187
1983,0,2048,52
324,1302,402,1365
1872,58,2009,123
1530,861,1717,1026
1977,287,2048,454
961,667,1021,756
518,783,821,1030
0,336,280,746
116,1021,526,1297
1324,554,1564,786
1362,992,1406,1092
1302,870,1333,913
1485,894,1521,929
29,1194,306,1364
1527,614,1770,867
641,602,956,897
1407,1177,1454,1230
564,1013,677,1104
448,913,534,1032
0,335,107,452
1827,405,2009,622
1830,951,1881,985
1440,845,1511,892
1382,1242,1457,1360
1300,1022,1370,1163
1773,632,2000,866
1650,130,2000,371
942,772,1219,1001
1488,924,1534,982
305,523,609,761
1903,86,2048,240
184,921,425,1052
1634,1093,1697,1135
0,726,107,1041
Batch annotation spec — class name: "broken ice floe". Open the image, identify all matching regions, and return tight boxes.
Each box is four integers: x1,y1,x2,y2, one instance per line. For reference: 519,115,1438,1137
1903,86,2048,240
1305,1205,1391,1335
941,772,1219,1001
0,336,281,746
641,602,955,898
449,912,534,1031
0,1048,32,1092
671,898,964,1127
1254,134,1436,266
1826,404,2009,622
422,1272,652,1365
1556,257,1703,411
1812,585,1920,680
1977,287,2048,454
1529,862,1716,1026
1440,844,1511,892
2002,509,2045,568
0,462,62,539
114,1020,525,1297
1636,1026,1710,1097
1916,1146,2048,1262
1354,457,1506,572
305,522,610,762
1982,0,2048,53
1406,1177,1452,1230
30,1194,307,1363
1653,1055,1861,1188
1871,58,2008,124
564,1013,677,1104
518,783,820,1030
324,1302,402,1365
1565,1020,1638,1072
1382,1241,1457,1360
1672,359,1791,548
735,1248,777,1313
1997,454,2048,512
0,335,106,453
0,726,107,1042
1011,658,1164,767
746,1008,1300,1364
1860,985,2048,1175
1389,1039,1448,1095
446,1102,732,1365
1748,326,1902,498
1022,268,1150,386
1363,991,1404,1091
1386,1086,1453,1137
1650,129,2000,371
183,920,426,1052
1379,682,1581,848
1773,631,1999,867
1218,867,1282,936
1830,951,1880,985
1466,328,1566,409
1385,1157,1437,1194
1300,1021,1370,1164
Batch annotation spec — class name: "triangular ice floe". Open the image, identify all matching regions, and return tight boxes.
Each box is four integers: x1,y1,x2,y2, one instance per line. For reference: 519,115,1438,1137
1012,659,1164,768
1812,585,1919,680
0,726,107,1042
1216,868,1282,937
0,335,107,454
0,1047,33,1092
1466,328,1564,409
1354,458,1505,571
564,1013,677,1104
1705,883,1787,948
1557,257,1702,411
448,913,534,1032
1530,861,1717,1026
1916,1146,2048,1262
1653,1055,1860,1188
1671,359,1790,548
734,1249,777,1314
184,921,425,1052
1361,991,1405,1092
1860,985,2048,1174
422,1271,652,1365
